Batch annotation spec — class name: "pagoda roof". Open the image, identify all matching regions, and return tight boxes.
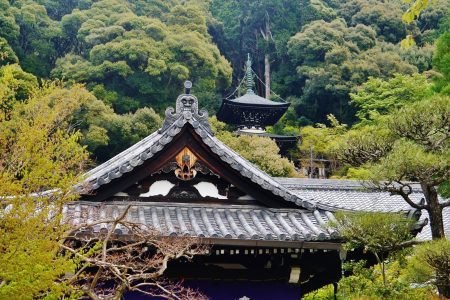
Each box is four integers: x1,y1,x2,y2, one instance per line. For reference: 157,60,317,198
237,130,298,141
216,54,290,127
226,92,290,107
216,98,289,128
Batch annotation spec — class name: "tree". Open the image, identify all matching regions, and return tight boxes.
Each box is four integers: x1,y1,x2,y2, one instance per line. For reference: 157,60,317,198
304,211,438,299
9,1,61,77
52,0,232,114
0,64,161,163
296,114,347,173
303,260,433,300
287,18,421,124
304,211,433,300
337,95,450,239
0,75,207,299
350,73,432,124
0,64,38,120
0,81,89,299
62,206,208,300
401,0,449,46
0,0,20,42
0,37,18,66
209,0,306,88
406,239,450,297
330,212,416,285
337,0,406,44
433,31,450,94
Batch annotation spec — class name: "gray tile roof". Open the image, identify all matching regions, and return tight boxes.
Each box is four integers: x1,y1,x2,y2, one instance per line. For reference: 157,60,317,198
276,178,449,241
78,90,447,243
66,201,339,242
227,93,289,106
276,178,419,212
81,94,318,210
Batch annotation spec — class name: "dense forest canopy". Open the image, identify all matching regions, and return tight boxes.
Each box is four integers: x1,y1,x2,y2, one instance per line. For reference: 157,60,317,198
0,0,448,162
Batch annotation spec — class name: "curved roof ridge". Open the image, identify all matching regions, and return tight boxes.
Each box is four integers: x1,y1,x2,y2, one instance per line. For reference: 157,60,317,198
79,88,321,210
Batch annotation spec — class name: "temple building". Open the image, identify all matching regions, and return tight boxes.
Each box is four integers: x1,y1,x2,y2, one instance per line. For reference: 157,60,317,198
70,82,447,299
217,55,298,156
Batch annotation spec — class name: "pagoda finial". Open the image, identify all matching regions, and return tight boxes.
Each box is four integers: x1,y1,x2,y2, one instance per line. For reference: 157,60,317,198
245,53,255,94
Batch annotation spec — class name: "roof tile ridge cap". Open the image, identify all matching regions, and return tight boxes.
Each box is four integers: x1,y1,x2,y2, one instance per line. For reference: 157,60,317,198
85,116,184,182
84,130,163,180
190,113,213,134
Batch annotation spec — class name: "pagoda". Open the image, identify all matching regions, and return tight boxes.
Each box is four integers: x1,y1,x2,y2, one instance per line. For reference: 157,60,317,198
216,55,298,156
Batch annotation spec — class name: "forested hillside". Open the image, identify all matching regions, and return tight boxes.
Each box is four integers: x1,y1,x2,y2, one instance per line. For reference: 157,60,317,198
0,0,448,162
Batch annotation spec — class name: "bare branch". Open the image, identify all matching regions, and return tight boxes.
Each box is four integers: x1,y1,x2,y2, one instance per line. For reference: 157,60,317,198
60,210,209,300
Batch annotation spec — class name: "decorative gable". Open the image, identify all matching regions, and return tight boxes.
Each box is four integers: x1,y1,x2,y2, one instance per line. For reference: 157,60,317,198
80,82,316,209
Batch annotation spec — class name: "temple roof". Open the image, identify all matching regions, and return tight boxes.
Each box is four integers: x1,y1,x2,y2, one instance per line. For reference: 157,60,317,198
66,201,339,244
81,84,316,210
225,93,290,107
216,55,289,128
75,83,439,246
276,178,449,241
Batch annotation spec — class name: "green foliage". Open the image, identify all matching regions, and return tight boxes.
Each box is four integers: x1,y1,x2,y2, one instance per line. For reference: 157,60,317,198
0,80,89,299
0,0,20,42
321,211,436,299
210,0,306,80
433,31,450,94
337,92,449,240
307,210,436,299
0,0,445,135
406,239,450,296
338,0,406,44
0,64,161,163
64,84,163,162
337,124,395,166
211,117,296,177
51,0,232,113
298,114,347,159
336,260,433,300
331,212,415,253
288,18,418,124
302,283,335,300
344,167,372,180
0,64,38,119
88,106,162,160
0,37,18,66
375,95,449,176
218,132,297,177
403,0,434,25
399,44,435,72
350,73,432,124
10,1,61,77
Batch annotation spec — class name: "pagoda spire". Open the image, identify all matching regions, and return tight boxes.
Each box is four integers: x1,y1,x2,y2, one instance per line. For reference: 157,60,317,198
245,53,255,94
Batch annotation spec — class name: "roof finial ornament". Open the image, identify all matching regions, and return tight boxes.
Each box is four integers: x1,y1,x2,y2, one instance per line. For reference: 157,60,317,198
158,80,212,134
184,80,192,94
245,53,255,94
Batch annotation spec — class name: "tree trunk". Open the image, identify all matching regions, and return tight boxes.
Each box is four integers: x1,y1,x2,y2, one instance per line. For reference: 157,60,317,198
421,183,448,298
238,18,244,84
264,53,270,99
421,182,445,239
